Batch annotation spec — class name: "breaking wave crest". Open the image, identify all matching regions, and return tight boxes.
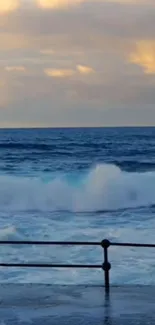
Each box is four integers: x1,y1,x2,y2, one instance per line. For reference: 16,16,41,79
0,164,155,212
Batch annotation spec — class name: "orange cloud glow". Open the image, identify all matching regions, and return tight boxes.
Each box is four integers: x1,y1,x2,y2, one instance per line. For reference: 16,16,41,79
37,0,154,8
37,0,86,9
129,41,155,74
0,0,20,13
77,65,94,75
45,68,75,77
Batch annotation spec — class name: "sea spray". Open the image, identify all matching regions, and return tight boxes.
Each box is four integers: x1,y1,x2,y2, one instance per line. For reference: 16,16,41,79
0,164,154,212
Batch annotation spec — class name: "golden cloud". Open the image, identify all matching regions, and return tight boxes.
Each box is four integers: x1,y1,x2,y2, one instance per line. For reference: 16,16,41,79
45,68,75,77
5,66,26,72
129,41,155,74
37,0,154,7
37,0,87,9
0,0,20,13
77,65,94,74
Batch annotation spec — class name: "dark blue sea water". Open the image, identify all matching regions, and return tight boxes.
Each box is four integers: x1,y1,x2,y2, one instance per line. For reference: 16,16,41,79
0,127,155,285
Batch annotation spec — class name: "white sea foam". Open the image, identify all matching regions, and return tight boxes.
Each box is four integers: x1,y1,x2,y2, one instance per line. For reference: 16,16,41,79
0,164,154,212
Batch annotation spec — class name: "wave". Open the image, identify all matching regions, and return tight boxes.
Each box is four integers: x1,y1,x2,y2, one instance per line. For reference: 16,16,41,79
0,226,23,241
0,164,155,212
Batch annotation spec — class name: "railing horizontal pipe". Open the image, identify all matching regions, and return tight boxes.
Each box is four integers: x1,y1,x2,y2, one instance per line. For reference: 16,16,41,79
0,240,154,247
1,238,155,291
0,241,100,246
111,242,155,247
0,263,102,268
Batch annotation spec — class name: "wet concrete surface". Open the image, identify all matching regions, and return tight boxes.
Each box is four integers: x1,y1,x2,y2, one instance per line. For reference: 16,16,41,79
0,284,155,324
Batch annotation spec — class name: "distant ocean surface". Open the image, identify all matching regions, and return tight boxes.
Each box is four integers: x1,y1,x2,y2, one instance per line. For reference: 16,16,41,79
0,127,155,285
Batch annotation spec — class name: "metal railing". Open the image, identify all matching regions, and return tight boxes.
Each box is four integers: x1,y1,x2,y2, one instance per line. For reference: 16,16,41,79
0,239,155,291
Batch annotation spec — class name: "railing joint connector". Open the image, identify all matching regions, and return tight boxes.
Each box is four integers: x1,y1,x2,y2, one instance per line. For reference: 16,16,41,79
102,262,111,271
101,239,111,248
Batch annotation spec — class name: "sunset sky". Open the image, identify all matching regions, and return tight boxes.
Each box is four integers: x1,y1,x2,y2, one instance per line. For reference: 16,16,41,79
0,0,155,127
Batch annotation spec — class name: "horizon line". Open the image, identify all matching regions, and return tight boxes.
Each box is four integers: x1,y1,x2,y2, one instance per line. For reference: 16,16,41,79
0,125,155,130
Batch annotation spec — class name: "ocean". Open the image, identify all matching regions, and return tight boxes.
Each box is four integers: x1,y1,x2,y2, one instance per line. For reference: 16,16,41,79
0,126,155,285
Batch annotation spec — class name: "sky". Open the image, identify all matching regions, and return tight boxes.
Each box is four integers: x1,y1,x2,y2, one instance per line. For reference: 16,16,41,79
0,0,155,127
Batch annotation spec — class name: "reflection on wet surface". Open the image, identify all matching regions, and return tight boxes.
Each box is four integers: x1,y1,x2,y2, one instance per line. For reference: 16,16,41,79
0,284,155,324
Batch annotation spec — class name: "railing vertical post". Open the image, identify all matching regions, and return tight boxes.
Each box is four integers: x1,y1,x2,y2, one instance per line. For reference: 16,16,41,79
101,239,111,292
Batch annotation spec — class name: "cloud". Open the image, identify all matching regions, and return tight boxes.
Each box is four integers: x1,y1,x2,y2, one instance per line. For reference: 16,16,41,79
77,65,94,74
37,0,155,9
37,0,85,9
1,0,154,53
106,0,151,3
40,49,54,55
0,81,6,87
129,41,155,74
44,65,95,78
0,0,20,13
1,0,155,127
44,68,75,77
5,66,26,72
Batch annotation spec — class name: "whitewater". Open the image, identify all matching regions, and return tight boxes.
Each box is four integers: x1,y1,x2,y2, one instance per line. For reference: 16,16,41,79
0,127,155,285
0,164,155,212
